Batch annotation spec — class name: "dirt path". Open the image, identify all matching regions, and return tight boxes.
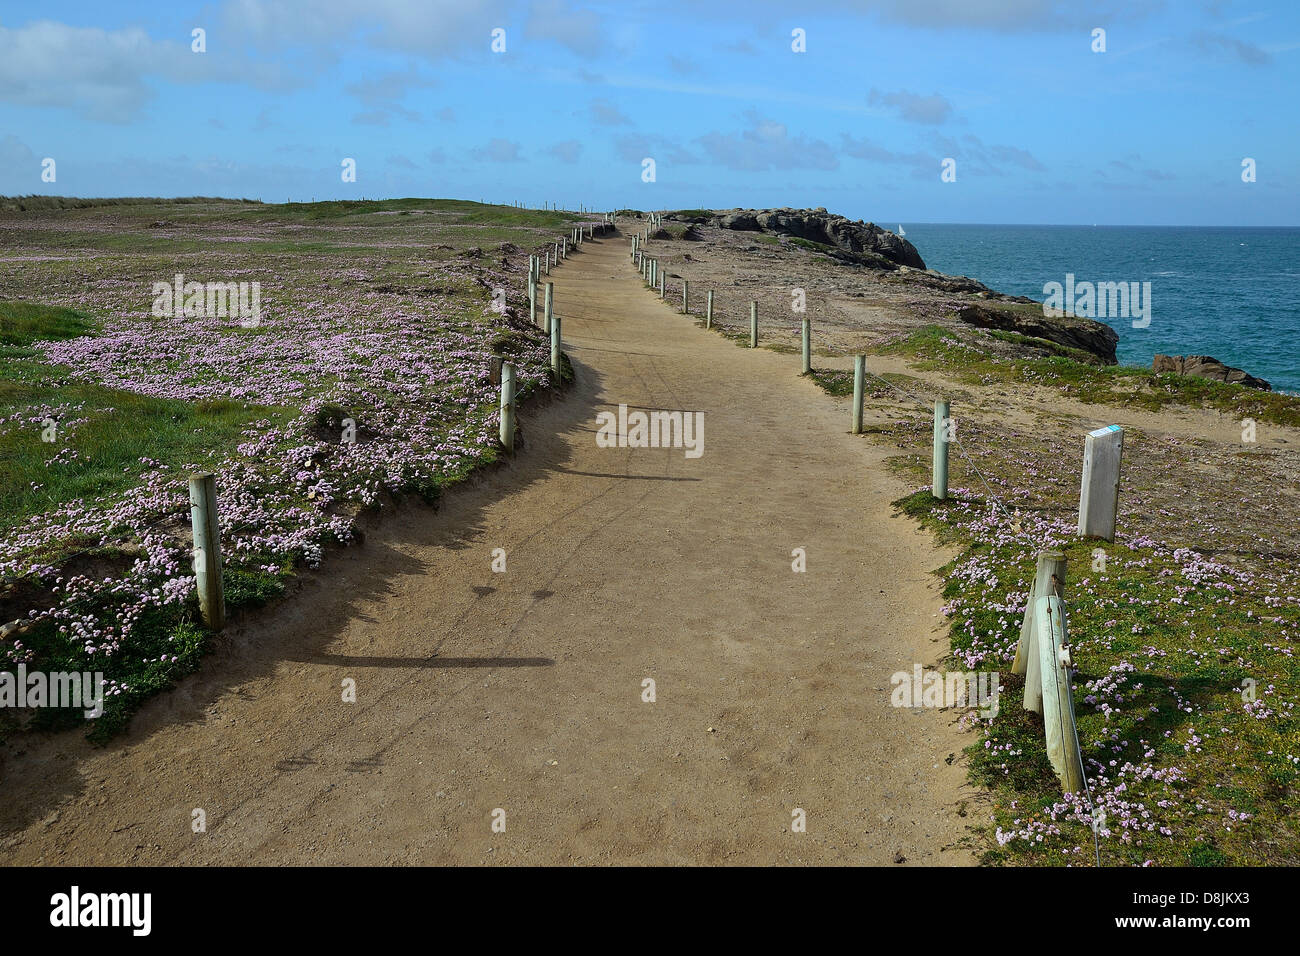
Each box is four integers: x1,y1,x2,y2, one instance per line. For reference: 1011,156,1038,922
1,229,978,866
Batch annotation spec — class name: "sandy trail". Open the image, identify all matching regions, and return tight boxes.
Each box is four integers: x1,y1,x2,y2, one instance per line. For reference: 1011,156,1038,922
1,230,976,865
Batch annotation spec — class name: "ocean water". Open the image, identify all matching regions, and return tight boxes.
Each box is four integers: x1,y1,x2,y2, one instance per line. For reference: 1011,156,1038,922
902,224,1300,394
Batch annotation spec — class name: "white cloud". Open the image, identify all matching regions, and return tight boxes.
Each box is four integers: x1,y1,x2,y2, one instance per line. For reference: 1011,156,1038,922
0,20,293,122
867,88,954,125
524,0,604,56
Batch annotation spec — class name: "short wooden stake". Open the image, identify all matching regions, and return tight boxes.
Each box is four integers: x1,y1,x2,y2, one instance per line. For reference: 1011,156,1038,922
1016,550,1066,715
499,361,516,452
706,290,713,329
528,279,537,325
189,473,226,631
749,302,758,347
801,318,811,374
543,281,554,334
932,399,950,500
682,279,689,313
659,270,665,299
852,356,865,433
1035,594,1086,794
1078,425,1123,541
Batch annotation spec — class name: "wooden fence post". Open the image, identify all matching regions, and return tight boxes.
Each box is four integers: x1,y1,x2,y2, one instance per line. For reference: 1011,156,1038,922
189,473,226,631
801,318,811,374
852,356,865,433
1078,425,1123,541
749,302,758,347
529,278,537,325
499,361,516,453
682,279,689,314
543,281,554,334
932,399,950,500
659,270,665,299
1015,550,1066,714
550,311,562,375
1035,594,1086,794
706,290,713,329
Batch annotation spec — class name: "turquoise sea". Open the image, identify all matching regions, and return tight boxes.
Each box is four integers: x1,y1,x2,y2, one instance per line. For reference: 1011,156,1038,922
904,224,1300,393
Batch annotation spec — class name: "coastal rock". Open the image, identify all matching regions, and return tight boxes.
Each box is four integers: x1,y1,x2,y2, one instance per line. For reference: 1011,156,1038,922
889,267,997,296
703,207,926,269
1152,355,1271,391
956,302,1119,365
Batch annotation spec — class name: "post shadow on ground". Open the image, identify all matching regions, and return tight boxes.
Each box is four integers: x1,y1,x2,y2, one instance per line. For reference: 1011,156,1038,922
0,355,608,840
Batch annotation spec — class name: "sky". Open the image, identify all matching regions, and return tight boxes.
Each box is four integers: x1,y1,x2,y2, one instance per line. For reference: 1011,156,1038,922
1,0,1297,225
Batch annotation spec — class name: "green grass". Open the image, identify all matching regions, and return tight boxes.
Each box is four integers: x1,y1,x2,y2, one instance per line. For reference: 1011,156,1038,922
0,195,259,213
788,236,836,255
245,198,577,229
0,300,93,346
0,301,286,535
876,325,1300,427
893,489,1300,866
808,365,929,400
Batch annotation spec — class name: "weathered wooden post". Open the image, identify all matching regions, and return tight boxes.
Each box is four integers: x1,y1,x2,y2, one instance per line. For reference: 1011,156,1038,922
682,279,689,314
545,250,551,275
1035,594,1086,794
852,356,865,434
1078,425,1123,540
560,237,567,259
499,361,516,453
528,278,537,325
932,399,950,500
550,311,562,375
543,281,554,334
189,473,226,631
706,290,713,329
659,270,665,299
801,318,811,374
749,302,758,347
1015,550,1066,714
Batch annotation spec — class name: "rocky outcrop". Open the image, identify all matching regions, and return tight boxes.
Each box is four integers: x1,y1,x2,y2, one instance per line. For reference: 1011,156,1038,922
956,302,1119,365
1153,355,1271,391
699,207,926,270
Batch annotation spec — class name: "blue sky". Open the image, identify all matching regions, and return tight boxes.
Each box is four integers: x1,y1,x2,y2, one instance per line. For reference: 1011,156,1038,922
1,0,1297,225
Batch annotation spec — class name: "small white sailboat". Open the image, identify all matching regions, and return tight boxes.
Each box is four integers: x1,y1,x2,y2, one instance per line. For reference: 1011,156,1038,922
897,224,906,236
